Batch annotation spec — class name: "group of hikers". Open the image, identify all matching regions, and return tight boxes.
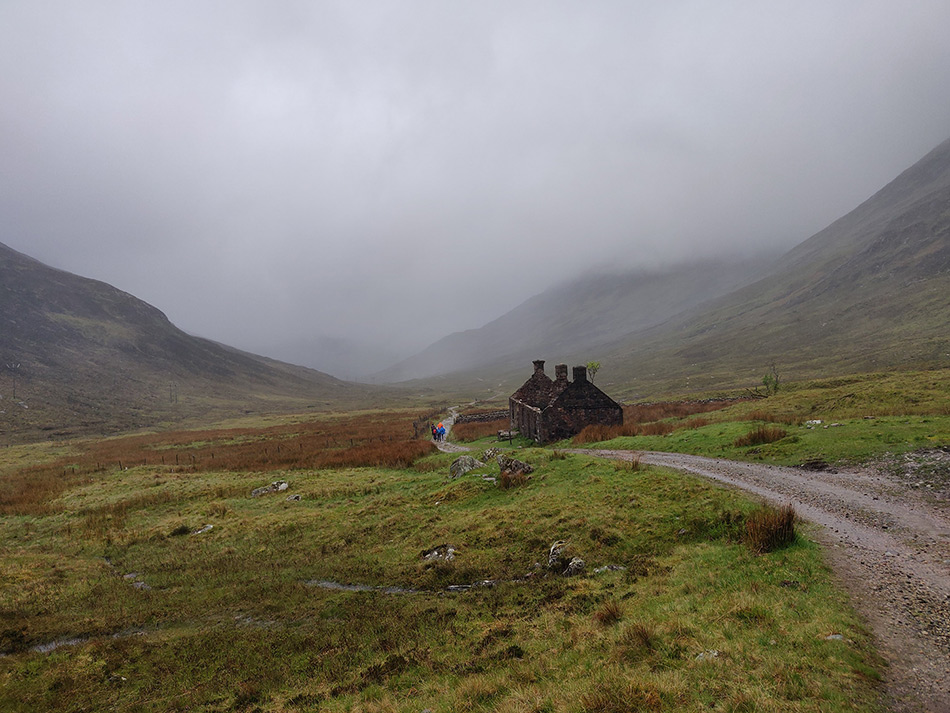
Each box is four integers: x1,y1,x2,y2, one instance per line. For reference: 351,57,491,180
430,422,447,441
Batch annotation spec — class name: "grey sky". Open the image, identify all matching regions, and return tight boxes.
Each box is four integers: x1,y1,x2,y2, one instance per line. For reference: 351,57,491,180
2,2,950,375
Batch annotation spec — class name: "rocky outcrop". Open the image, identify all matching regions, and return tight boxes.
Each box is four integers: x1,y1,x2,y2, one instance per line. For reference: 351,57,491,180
450,456,485,478
251,480,288,497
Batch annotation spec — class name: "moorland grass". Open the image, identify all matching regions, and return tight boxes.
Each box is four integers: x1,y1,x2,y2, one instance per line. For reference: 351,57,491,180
0,415,883,712
575,368,950,466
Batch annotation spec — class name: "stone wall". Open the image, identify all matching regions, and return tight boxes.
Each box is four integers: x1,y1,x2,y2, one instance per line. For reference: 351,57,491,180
454,410,509,424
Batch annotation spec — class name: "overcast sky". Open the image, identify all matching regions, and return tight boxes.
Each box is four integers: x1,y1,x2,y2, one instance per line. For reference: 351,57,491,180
2,2,950,374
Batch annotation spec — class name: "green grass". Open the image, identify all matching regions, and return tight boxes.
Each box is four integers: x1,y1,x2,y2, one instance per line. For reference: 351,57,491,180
0,437,884,711
578,369,950,466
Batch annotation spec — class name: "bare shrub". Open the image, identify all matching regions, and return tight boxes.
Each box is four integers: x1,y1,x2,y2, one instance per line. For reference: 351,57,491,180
734,426,787,448
744,504,796,553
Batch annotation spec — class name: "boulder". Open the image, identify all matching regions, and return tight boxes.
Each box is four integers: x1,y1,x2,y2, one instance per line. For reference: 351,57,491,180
450,455,485,478
563,557,586,576
547,540,585,576
497,455,534,475
251,480,289,497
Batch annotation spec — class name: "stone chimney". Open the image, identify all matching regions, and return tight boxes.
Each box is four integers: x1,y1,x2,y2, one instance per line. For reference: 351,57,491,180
533,359,546,376
555,364,568,383
572,365,587,383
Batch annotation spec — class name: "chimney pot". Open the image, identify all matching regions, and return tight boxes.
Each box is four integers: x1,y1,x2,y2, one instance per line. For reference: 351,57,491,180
573,366,587,382
555,364,568,382
533,360,546,375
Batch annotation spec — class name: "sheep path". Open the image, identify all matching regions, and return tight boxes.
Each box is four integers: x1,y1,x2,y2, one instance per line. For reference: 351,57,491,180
567,449,950,713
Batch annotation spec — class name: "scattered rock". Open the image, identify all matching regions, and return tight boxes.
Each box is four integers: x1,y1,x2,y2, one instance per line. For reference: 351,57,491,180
547,540,585,575
192,524,213,535
251,481,289,497
482,447,502,461
286,494,301,502
497,454,534,475
594,565,627,574
548,540,568,569
450,455,485,478
696,649,721,661
563,557,586,576
422,544,456,562
824,634,845,641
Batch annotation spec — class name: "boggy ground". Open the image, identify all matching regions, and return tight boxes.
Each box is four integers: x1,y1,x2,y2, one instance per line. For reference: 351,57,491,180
575,448,950,713
1,427,885,712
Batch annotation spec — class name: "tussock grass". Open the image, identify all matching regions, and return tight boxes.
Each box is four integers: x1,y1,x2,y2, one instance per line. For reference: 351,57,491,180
734,426,788,448
575,369,950,467
744,505,797,554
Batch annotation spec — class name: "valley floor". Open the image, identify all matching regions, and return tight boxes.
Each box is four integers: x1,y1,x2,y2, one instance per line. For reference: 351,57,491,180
575,449,950,713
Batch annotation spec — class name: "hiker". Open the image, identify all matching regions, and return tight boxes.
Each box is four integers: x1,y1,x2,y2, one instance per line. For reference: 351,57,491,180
430,424,438,441
438,424,446,441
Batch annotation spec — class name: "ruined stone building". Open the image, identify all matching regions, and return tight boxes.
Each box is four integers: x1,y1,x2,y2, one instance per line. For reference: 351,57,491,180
509,360,623,443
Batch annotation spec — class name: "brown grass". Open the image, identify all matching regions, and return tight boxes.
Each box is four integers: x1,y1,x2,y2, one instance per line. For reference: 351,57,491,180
623,399,745,423
0,410,434,515
593,599,624,626
746,410,799,425
573,399,742,444
744,505,796,554
499,470,530,490
452,418,508,442
733,426,788,448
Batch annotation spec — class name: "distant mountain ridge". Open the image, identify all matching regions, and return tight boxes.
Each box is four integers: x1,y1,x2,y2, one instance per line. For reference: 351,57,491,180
378,255,777,383
382,135,950,399
594,136,950,395
0,242,370,441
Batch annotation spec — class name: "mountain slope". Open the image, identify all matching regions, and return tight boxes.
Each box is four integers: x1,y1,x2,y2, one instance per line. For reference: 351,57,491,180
379,256,775,383
597,137,950,396
0,242,371,441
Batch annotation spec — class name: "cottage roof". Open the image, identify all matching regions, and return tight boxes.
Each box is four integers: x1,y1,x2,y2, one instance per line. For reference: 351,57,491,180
511,359,559,409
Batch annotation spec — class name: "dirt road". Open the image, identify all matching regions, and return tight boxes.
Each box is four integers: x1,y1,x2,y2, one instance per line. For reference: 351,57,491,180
576,449,950,713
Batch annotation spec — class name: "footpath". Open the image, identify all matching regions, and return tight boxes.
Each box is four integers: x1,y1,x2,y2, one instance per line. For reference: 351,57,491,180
433,417,949,711
574,449,950,713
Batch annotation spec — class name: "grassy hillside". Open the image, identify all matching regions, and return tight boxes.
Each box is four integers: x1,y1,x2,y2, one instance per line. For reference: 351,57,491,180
597,138,950,397
0,409,883,712
0,242,394,443
571,368,950,476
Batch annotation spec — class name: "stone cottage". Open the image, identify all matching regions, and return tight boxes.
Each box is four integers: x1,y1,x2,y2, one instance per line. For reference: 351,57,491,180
509,360,623,443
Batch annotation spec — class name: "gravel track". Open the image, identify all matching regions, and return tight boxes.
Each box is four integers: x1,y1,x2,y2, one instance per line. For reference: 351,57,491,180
576,449,950,713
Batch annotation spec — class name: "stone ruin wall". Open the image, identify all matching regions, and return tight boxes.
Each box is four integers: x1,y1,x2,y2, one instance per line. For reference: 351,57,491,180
454,410,509,424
